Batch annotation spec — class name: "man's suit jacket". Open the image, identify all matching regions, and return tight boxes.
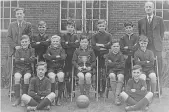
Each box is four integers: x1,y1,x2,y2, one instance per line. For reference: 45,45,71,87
7,20,32,55
138,16,165,51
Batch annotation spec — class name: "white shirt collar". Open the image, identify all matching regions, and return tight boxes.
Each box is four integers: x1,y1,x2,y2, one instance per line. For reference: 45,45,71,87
17,20,24,27
147,14,154,21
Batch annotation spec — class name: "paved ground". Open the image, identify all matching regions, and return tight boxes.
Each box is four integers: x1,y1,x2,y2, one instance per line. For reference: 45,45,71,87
1,88,169,112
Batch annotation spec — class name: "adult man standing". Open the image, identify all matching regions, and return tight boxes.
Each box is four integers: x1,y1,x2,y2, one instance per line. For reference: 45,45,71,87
7,7,32,56
138,1,165,94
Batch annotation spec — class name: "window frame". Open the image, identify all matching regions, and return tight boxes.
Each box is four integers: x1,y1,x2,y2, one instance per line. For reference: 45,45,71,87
154,0,169,31
1,0,19,32
59,0,108,33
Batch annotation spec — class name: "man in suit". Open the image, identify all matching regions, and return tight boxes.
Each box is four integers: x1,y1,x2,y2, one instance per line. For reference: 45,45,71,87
7,7,32,56
7,7,32,106
138,1,165,95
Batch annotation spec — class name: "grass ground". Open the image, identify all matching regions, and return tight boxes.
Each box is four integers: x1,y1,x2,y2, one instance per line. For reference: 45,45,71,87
1,88,169,112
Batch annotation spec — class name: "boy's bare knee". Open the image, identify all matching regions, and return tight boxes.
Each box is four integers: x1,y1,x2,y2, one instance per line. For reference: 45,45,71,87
139,74,146,80
120,91,128,101
149,73,156,83
48,72,56,83
21,94,32,104
46,92,56,102
85,73,92,84
57,72,64,82
117,74,124,82
145,92,153,102
109,73,116,81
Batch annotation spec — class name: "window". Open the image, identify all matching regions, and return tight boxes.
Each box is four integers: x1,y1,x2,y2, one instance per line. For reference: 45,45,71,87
155,0,169,31
60,0,108,33
1,0,18,31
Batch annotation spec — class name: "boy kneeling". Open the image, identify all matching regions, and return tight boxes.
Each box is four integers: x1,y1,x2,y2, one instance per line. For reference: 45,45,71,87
120,65,153,111
21,62,56,111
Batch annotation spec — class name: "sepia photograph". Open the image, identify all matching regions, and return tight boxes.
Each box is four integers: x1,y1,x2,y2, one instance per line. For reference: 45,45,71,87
1,0,169,112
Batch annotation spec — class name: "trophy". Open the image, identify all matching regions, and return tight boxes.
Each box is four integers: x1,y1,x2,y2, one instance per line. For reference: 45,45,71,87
78,55,90,72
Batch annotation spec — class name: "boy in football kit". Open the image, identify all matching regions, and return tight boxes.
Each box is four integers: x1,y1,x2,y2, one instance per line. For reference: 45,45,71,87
72,35,96,97
21,61,56,111
120,65,153,111
44,35,66,105
105,40,125,105
13,35,35,106
31,20,50,62
120,21,139,83
91,19,112,96
134,35,157,94
61,19,80,97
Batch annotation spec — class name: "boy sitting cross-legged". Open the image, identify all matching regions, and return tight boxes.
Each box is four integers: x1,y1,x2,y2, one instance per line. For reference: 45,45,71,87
21,61,56,111
120,65,153,111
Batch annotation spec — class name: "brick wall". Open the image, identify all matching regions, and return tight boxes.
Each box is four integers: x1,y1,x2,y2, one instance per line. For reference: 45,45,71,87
19,1,60,36
108,1,145,39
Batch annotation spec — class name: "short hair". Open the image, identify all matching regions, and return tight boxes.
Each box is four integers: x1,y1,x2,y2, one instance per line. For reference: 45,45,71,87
97,19,107,25
124,21,133,27
36,61,47,68
50,35,61,41
132,65,142,71
21,35,30,41
67,19,75,26
139,35,149,42
80,35,89,41
111,39,120,45
14,7,25,13
38,21,46,26
145,1,154,8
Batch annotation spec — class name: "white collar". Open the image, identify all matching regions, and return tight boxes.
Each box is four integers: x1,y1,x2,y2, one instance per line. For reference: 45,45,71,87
147,14,154,21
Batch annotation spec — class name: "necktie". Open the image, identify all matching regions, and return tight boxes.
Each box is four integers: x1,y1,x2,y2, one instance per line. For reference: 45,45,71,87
148,16,151,24
18,23,22,35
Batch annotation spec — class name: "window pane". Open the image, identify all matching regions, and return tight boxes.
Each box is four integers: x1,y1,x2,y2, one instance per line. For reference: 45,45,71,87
86,1,92,8
61,20,67,30
1,19,3,29
86,9,92,19
76,9,82,19
11,8,16,18
93,20,98,31
61,9,67,19
163,0,169,9
100,9,106,19
4,1,10,7
75,20,82,31
164,21,169,31
4,8,10,18
11,19,16,22
1,1,3,7
163,10,169,20
101,1,107,8
93,9,99,19
61,1,67,8
156,11,162,17
11,0,17,7
76,1,82,8
93,1,99,8
1,7,3,18
69,1,75,8
4,19,10,29
86,20,92,31
69,9,75,18
156,1,162,9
